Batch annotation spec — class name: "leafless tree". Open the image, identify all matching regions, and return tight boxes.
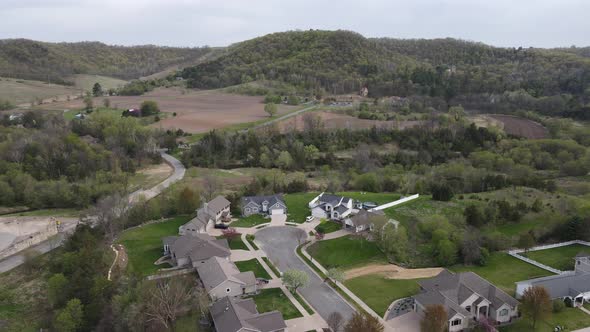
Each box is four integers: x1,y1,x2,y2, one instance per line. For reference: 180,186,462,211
327,312,344,332
89,193,128,242
144,277,196,330
302,113,324,132
202,175,220,201
195,283,210,324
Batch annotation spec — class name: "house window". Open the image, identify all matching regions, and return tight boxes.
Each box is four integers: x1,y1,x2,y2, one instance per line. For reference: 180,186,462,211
245,208,251,213
451,319,462,326
465,306,471,312
226,288,231,293
253,207,259,212
499,309,509,316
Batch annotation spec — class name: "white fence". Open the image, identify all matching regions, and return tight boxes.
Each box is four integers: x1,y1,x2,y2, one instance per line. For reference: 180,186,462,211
372,194,420,211
508,240,590,274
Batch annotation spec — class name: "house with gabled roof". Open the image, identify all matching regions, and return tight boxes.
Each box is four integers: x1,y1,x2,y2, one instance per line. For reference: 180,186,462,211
211,296,286,332
179,195,231,235
241,195,287,216
413,269,519,331
197,256,257,300
308,193,359,221
162,233,231,268
516,253,590,306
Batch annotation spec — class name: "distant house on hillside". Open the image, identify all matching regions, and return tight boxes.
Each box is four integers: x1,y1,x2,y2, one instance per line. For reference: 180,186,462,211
211,296,286,332
241,195,287,216
179,196,231,235
162,234,230,268
196,256,257,300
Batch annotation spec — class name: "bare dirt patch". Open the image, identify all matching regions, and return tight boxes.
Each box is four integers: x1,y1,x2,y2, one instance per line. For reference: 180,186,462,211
37,88,297,133
344,263,443,280
487,114,549,139
129,162,174,191
275,111,428,133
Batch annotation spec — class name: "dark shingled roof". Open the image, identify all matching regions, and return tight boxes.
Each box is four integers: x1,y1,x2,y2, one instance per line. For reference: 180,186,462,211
211,297,286,332
163,234,230,263
208,195,231,214
242,195,286,208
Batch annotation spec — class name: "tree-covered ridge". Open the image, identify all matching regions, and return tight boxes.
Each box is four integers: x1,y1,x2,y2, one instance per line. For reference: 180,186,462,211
0,39,212,83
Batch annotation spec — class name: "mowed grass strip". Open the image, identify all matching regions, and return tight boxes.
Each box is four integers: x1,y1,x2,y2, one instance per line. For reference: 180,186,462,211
230,214,268,228
344,275,423,317
451,252,553,296
315,219,342,234
249,288,303,320
523,244,590,271
117,215,191,276
307,235,387,269
235,259,271,279
262,257,281,277
219,236,249,250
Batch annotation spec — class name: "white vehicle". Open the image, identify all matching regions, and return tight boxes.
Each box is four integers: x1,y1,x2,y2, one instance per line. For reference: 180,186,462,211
305,216,314,222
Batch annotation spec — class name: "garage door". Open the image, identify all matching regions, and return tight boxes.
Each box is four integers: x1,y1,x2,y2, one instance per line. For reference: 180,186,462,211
270,209,284,215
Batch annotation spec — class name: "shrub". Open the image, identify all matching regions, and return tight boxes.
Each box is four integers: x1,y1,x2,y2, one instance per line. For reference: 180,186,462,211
553,299,565,313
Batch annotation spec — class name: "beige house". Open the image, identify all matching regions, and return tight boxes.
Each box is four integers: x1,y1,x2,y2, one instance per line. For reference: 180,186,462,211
211,296,286,332
180,195,232,235
197,257,257,300
162,234,231,268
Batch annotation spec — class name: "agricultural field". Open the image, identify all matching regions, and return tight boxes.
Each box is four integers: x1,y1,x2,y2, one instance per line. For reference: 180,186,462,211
66,74,127,91
523,244,590,271
36,88,299,133
0,77,79,105
307,235,388,269
488,114,549,139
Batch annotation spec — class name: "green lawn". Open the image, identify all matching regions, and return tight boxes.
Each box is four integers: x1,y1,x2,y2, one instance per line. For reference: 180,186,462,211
235,259,271,279
307,235,387,269
500,307,590,332
218,236,248,250
117,215,191,276
262,257,281,277
315,220,342,234
382,195,468,226
248,288,303,320
451,253,553,296
284,192,319,223
174,312,211,332
230,214,268,228
523,244,590,271
336,192,401,205
344,275,422,317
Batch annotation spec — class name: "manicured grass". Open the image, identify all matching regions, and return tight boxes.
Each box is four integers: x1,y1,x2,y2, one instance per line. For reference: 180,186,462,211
383,195,468,226
262,257,281,277
235,259,271,279
307,236,387,269
451,252,553,296
217,236,248,250
336,191,401,206
523,244,590,271
230,214,268,228
117,215,191,276
292,290,314,315
246,235,260,250
500,307,590,332
4,208,80,217
284,192,319,223
315,219,342,234
344,275,423,317
248,288,303,320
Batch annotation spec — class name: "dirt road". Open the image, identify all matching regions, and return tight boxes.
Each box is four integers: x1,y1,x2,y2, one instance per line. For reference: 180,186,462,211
344,263,443,280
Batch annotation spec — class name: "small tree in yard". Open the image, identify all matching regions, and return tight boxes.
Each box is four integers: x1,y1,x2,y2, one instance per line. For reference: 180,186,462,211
92,82,103,96
264,103,278,117
518,232,536,252
344,311,384,332
327,312,344,332
282,269,309,293
420,304,447,332
521,286,552,329
326,268,345,284
143,276,196,330
140,100,160,116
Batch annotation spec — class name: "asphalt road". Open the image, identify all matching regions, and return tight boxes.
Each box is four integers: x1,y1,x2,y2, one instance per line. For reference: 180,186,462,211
255,226,356,322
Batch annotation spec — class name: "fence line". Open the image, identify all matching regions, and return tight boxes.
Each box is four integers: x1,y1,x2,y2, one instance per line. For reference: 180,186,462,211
508,240,590,275
372,194,420,211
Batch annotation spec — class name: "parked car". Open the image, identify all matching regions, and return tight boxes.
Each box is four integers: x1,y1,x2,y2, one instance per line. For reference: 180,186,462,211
305,216,314,222
214,223,228,229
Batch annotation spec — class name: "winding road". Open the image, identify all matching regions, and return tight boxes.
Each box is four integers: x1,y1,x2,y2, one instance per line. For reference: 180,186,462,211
0,151,186,274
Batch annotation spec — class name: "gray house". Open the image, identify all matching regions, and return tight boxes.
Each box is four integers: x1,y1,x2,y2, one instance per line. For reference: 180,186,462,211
162,234,231,268
196,257,257,300
180,196,232,235
308,193,358,221
241,195,287,216
414,270,519,331
211,296,286,332
516,253,590,306
344,209,387,233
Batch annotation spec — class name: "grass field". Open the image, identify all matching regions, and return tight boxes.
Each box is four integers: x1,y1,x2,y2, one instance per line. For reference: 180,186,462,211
128,162,173,192
500,307,590,332
523,244,590,271
0,77,79,105
383,195,467,225
336,192,401,205
315,219,342,234
235,259,271,279
67,74,127,91
248,288,303,320
344,275,423,317
117,215,191,276
230,214,268,228
284,192,319,223
451,253,553,296
307,235,387,269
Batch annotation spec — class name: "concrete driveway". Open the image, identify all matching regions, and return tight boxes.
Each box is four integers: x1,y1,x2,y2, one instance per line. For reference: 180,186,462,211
255,226,356,322
387,311,421,332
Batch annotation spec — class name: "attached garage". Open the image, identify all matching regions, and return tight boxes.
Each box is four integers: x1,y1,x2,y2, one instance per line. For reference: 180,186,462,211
270,208,284,215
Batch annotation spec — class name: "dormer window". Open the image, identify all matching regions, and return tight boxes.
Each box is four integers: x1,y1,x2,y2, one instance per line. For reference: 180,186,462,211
451,319,462,326
465,305,471,312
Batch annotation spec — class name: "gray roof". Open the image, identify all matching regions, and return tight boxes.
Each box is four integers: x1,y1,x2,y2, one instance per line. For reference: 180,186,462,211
197,257,256,291
318,193,344,206
242,195,286,208
524,272,590,299
349,210,386,227
416,269,519,319
208,195,231,214
211,296,286,332
164,234,230,262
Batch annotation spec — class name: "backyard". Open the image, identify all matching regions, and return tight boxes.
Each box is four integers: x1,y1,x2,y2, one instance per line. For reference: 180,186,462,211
307,235,387,269
230,214,268,228
248,288,303,320
284,192,319,223
344,274,422,317
523,244,590,271
235,259,271,279
500,307,590,332
219,235,248,250
315,219,342,234
117,215,191,276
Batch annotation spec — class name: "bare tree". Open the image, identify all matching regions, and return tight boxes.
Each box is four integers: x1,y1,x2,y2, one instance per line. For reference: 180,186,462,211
144,277,196,330
202,175,220,201
89,193,128,242
302,112,324,132
327,312,344,332
195,284,210,324
521,286,552,329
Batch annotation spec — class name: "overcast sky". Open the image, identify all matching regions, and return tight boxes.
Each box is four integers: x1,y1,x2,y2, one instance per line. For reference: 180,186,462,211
1,0,588,48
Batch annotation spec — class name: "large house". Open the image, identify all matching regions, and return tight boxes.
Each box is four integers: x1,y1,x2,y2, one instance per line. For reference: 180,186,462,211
162,234,231,268
344,209,387,233
516,252,590,306
179,196,231,235
211,296,286,332
308,193,360,221
196,257,257,300
241,195,287,216
414,270,519,331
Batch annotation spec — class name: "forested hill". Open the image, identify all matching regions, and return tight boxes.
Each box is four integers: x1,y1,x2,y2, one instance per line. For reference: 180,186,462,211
0,39,212,83
181,30,590,99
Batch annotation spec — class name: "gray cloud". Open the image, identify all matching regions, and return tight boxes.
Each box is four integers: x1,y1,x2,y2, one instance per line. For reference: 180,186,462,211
0,0,588,48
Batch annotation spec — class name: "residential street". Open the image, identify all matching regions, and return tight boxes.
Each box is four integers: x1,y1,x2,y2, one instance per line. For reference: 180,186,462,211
255,226,356,323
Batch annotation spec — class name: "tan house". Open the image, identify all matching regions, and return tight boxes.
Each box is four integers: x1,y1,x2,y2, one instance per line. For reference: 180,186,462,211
211,296,286,332
162,234,231,268
197,256,257,300
180,195,232,235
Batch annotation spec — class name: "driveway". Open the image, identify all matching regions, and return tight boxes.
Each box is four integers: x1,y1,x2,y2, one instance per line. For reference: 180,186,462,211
387,311,421,332
255,226,356,322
